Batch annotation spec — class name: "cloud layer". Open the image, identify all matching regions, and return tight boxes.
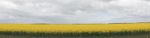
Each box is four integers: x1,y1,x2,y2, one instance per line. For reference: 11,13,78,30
0,0,150,23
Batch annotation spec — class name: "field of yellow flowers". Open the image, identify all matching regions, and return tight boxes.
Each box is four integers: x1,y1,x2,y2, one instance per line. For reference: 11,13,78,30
0,23,150,33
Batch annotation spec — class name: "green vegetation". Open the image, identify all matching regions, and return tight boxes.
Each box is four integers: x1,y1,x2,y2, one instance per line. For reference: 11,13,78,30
0,30,149,37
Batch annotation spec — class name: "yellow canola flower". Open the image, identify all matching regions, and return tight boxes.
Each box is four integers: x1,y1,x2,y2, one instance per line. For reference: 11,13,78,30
0,23,149,33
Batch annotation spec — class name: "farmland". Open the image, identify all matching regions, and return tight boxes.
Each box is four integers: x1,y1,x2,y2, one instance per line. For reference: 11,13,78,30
0,23,149,38
0,23,150,32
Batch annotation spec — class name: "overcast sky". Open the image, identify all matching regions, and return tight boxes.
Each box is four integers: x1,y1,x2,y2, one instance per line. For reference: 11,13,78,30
0,0,150,24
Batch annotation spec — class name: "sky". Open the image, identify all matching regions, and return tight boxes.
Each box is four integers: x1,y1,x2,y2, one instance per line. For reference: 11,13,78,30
0,0,150,24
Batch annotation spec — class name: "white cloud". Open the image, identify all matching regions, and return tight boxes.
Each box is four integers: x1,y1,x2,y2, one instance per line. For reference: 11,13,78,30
0,0,150,23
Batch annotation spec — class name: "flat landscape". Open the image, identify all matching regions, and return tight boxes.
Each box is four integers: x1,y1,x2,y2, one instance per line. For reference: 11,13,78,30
0,33,149,38
0,23,149,38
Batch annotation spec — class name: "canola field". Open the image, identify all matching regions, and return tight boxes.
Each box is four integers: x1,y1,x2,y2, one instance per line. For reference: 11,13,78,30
0,23,150,33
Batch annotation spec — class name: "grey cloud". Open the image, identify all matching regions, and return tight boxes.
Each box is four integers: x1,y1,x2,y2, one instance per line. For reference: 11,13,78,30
0,0,150,23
